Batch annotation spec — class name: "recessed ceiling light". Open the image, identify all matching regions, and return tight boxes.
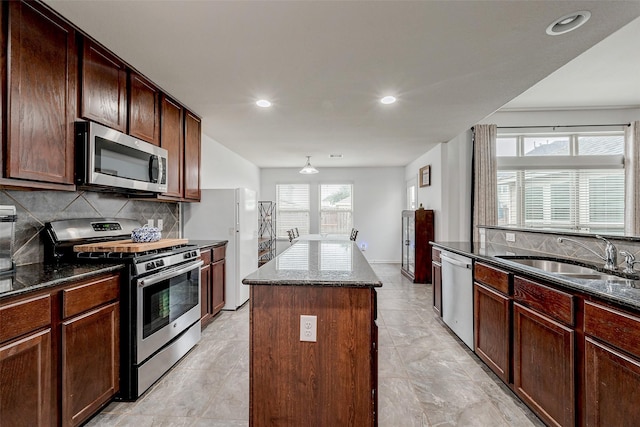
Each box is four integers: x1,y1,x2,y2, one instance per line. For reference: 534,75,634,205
256,99,271,108
546,11,591,35
329,154,343,158
380,96,397,105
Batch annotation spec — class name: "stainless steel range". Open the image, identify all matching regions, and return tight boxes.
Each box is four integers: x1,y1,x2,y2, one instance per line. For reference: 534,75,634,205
45,218,202,400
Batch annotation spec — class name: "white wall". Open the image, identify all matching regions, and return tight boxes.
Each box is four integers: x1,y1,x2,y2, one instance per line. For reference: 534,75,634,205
200,133,261,193
405,130,473,243
260,167,404,263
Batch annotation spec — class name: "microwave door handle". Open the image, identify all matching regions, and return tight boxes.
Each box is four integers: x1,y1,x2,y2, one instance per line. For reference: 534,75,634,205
149,155,159,183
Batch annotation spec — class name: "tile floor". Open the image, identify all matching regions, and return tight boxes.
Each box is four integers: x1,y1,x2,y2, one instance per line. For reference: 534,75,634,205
87,263,544,427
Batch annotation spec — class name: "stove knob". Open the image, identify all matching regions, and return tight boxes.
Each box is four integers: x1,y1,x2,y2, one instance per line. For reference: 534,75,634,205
146,262,155,270
156,259,165,267
191,251,198,258
184,252,191,259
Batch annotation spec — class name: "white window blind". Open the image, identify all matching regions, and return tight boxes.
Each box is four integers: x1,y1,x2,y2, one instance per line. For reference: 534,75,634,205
319,184,353,234
276,184,310,238
496,132,625,234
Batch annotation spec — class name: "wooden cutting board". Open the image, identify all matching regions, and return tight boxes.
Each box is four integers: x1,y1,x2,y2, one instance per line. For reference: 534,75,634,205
73,238,189,253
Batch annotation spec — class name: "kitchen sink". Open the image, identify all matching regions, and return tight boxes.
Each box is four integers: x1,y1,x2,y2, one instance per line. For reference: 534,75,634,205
498,257,625,281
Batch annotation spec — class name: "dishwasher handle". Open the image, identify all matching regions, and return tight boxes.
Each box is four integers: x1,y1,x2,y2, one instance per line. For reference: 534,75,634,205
440,254,472,269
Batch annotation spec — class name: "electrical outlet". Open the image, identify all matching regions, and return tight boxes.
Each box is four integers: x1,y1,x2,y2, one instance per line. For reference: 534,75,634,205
147,219,154,227
300,315,317,342
505,232,516,242
157,219,163,231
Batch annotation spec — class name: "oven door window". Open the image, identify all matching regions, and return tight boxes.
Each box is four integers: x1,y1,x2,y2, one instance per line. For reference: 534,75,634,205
95,136,158,183
142,268,199,339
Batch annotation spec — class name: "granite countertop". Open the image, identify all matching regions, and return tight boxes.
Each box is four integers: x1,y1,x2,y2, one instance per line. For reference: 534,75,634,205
432,241,640,311
0,262,126,301
243,240,382,288
189,239,228,248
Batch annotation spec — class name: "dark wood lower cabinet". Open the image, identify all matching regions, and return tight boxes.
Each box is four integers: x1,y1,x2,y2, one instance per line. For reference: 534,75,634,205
0,328,52,426
0,272,120,427
474,283,510,383
584,337,640,426
513,302,575,427
432,261,442,316
62,302,119,427
200,243,227,328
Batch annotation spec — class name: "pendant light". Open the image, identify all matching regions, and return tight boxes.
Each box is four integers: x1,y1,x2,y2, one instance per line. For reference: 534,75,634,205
299,156,319,174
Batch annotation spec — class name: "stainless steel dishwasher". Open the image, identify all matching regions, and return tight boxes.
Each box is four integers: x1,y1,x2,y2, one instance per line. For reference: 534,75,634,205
440,250,474,349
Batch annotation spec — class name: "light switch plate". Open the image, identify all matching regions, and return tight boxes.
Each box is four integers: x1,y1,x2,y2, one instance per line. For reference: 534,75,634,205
506,232,516,242
300,315,317,342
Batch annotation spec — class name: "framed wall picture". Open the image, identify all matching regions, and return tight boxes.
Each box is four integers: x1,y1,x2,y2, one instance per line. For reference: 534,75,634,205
419,165,431,187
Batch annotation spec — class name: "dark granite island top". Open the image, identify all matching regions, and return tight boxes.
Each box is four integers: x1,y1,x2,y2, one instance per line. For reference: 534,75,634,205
242,240,382,288
245,239,380,426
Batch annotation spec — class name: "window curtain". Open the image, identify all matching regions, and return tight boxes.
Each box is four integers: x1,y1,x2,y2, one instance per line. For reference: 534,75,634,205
472,124,498,244
624,121,640,235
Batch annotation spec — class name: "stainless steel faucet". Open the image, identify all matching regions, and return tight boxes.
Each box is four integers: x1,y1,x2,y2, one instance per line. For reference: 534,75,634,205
619,251,640,274
557,235,618,271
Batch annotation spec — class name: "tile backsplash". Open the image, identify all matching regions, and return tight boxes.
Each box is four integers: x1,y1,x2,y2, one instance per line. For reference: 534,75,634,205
0,190,179,266
482,226,640,268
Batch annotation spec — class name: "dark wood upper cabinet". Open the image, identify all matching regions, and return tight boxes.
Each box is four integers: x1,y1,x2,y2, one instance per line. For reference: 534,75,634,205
5,0,77,186
81,38,127,132
128,71,160,145
184,110,201,201
160,95,184,198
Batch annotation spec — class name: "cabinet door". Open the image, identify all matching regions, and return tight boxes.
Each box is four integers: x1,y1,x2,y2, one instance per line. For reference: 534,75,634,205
513,302,575,427
585,337,640,426
6,0,76,185
200,263,211,322
184,110,201,201
81,39,127,132
128,72,160,145
211,259,225,315
62,302,119,427
160,95,184,198
432,262,442,316
0,329,52,427
474,283,510,383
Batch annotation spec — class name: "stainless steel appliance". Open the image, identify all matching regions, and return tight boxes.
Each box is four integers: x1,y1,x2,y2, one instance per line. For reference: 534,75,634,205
440,250,474,349
76,121,168,194
45,218,201,400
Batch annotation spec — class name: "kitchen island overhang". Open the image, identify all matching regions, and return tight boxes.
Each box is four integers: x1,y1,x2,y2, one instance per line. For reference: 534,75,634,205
243,239,382,427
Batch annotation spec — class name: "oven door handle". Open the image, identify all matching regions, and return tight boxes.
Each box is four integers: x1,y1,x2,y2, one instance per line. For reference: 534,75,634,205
138,260,204,288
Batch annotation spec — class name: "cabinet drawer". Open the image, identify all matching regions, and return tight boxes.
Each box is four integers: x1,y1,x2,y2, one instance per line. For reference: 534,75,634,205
514,277,574,326
200,248,212,265
432,248,441,263
584,301,640,358
0,294,51,343
62,274,120,319
474,262,510,295
212,245,226,262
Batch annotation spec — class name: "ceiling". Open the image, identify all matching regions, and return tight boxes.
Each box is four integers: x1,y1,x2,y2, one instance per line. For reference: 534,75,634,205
44,1,640,169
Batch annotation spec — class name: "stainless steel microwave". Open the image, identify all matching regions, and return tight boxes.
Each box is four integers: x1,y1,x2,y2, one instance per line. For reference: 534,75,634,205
76,121,168,193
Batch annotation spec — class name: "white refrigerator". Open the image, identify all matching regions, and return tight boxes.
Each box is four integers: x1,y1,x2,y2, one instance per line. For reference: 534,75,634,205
183,188,258,310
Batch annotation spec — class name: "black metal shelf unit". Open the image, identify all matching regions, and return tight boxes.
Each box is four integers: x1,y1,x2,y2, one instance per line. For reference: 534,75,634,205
258,201,276,266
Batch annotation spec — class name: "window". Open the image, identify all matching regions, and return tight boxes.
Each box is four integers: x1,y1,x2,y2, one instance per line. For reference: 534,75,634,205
496,132,625,234
319,184,353,234
276,184,310,238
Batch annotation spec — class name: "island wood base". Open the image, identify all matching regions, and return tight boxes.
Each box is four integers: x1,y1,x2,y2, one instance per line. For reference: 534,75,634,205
249,285,378,427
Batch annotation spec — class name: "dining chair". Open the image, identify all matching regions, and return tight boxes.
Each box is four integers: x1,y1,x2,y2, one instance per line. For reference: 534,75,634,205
294,228,300,238
350,228,358,241
287,230,294,243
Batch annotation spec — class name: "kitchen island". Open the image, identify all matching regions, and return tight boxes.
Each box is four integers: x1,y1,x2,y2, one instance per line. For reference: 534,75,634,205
243,240,382,427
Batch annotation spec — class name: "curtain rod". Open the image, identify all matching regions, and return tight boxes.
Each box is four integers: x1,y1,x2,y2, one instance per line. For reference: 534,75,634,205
496,123,630,129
